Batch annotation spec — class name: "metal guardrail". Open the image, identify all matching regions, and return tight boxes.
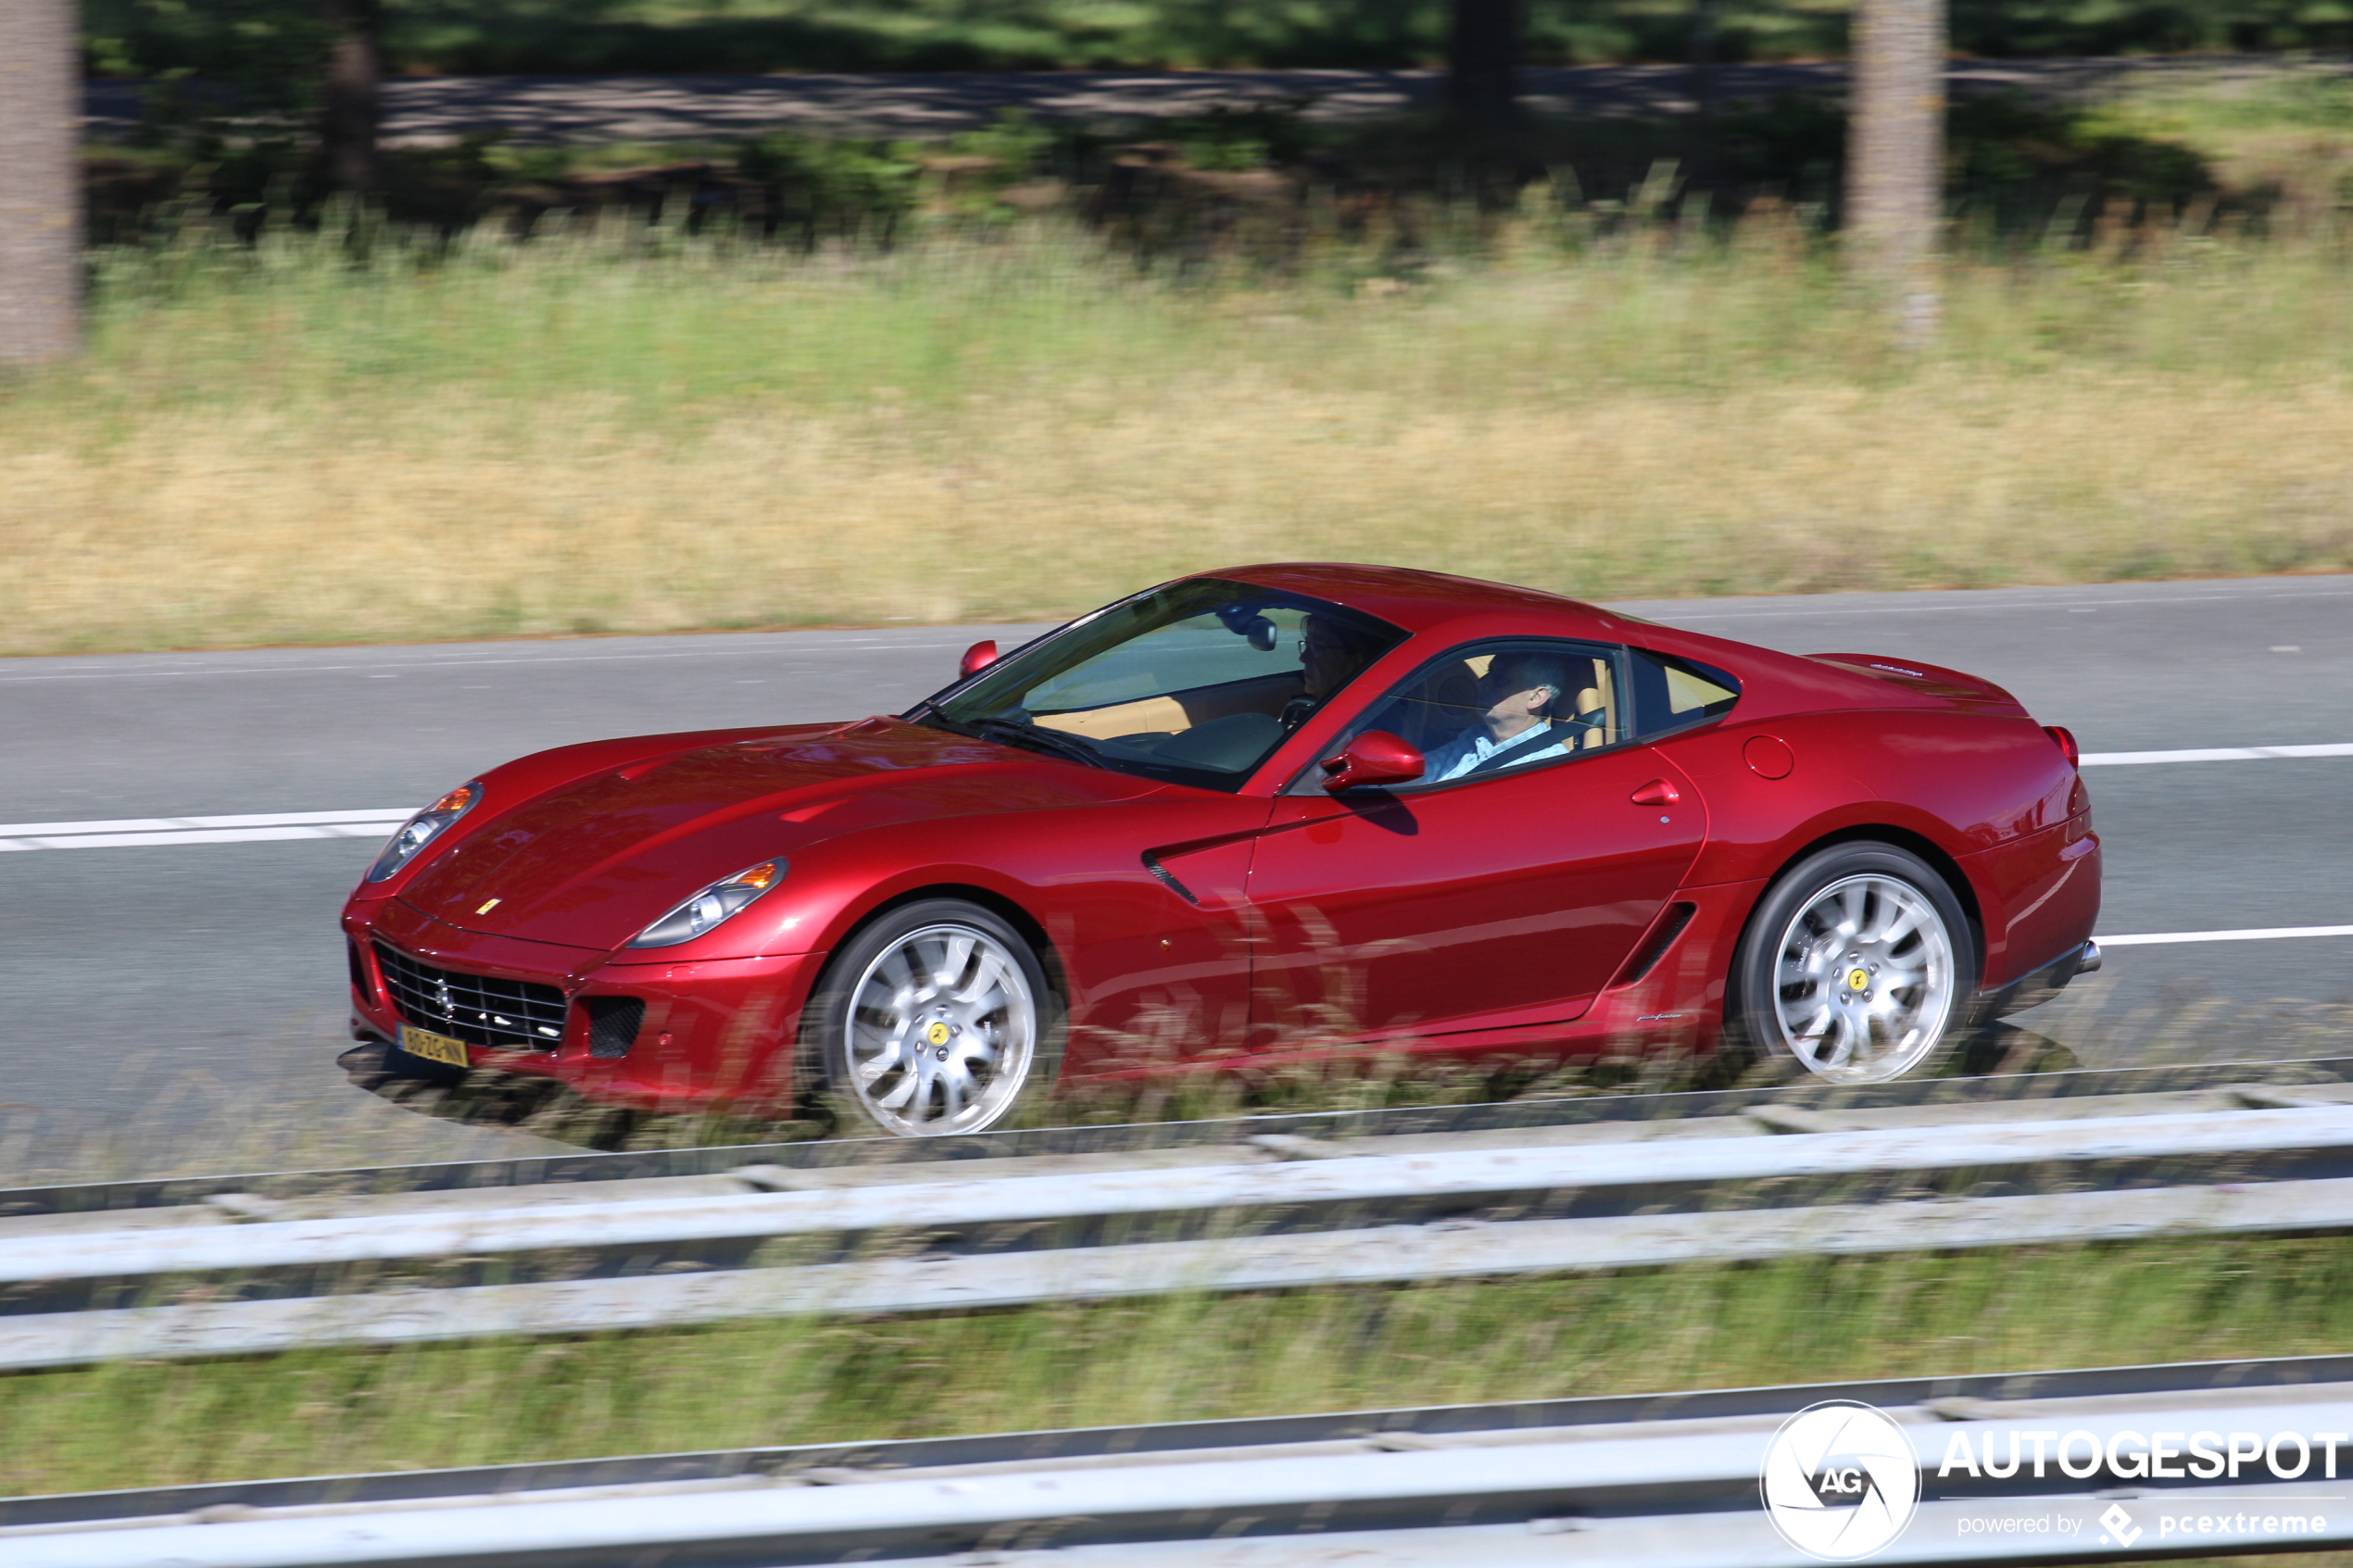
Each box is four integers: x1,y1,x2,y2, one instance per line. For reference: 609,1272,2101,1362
9,1075,2353,1369
9,1355,2353,1566
14,1050,2353,1215
20,1102,2353,1285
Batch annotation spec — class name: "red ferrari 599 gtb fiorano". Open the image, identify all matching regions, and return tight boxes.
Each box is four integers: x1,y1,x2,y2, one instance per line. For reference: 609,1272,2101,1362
343,564,2101,1135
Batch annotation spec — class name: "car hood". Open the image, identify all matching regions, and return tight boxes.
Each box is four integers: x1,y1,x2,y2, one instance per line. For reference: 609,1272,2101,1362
397,717,1162,949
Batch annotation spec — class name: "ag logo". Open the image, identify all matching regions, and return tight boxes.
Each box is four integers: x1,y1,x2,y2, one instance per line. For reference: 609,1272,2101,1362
1760,1399,1920,1561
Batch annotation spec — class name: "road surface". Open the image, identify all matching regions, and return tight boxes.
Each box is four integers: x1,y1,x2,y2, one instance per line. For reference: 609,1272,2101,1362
3,575,2347,1181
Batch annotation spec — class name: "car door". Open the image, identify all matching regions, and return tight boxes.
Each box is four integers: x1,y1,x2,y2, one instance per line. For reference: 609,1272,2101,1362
1243,638,1706,1048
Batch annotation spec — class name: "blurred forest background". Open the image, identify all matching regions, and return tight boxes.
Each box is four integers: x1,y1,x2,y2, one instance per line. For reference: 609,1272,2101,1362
81,1,2353,77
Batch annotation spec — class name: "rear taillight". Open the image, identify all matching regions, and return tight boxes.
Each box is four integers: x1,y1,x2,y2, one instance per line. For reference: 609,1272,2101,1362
2043,725,2080,769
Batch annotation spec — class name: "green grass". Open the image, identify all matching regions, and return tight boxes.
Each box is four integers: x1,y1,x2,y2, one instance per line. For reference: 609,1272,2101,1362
6,1234,2353,1496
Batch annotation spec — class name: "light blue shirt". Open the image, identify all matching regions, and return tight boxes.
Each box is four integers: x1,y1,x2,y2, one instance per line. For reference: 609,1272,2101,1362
1421,725,1571,782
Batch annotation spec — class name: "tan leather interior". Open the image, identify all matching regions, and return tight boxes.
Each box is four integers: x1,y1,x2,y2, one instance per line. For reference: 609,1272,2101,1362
1572,686,1603,747
1574,658,1619,746
1034,696,1188,739
1034,670,1307,741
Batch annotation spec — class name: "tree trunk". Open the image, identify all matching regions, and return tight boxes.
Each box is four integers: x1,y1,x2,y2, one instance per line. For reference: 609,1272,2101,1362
1446,0,1522,148
320,0,383,194
0,0,82,364
1845,0,1946,345
1687,0,1723,196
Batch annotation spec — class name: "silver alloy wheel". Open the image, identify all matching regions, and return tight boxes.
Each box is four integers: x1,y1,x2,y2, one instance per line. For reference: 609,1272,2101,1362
842,922,1038,1135
1769,872,1957,1085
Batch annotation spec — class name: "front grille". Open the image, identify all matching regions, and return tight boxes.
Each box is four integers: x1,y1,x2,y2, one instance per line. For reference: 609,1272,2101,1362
374,943,568,1052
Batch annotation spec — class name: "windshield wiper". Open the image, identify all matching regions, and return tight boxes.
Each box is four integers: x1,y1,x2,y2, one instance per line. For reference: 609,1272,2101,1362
972,717,1109,770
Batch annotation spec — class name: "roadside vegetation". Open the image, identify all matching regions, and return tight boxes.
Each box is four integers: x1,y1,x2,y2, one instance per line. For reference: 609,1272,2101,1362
10,206,2353,655
19,972,2345,1186
3,1232,2350,1497
13,69,2353,657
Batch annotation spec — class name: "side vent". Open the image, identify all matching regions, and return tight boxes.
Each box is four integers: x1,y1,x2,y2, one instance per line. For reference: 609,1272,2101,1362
580,997,647,1060
1618,902,1697,985
1141,854,1200,905
346,938,371,997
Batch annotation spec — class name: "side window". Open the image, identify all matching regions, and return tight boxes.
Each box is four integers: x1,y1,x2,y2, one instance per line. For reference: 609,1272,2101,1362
1310,638,1629,791
1629,648,1741,737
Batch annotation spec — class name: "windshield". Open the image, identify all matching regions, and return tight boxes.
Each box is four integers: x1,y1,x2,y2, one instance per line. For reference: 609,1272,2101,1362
912,578,1405,791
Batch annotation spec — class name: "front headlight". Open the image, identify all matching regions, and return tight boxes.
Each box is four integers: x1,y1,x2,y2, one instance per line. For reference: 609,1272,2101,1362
627,860,786,949
365,781,484,884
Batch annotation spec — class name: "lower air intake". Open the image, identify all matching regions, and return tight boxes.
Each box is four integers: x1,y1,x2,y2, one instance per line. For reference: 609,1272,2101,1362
580,997,646,1060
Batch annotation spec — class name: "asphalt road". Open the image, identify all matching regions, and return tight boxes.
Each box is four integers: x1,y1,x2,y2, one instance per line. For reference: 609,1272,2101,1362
3,576,2347,1182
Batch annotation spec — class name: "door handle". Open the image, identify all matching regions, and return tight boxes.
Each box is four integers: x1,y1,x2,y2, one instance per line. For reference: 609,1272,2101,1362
1630,778,1680,807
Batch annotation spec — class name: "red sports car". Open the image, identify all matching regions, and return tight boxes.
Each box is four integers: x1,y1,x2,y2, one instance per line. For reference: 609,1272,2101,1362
343,564,2101,1135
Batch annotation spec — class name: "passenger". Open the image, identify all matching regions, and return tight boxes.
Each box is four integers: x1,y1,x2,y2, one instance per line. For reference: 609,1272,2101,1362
1420,652,1578,781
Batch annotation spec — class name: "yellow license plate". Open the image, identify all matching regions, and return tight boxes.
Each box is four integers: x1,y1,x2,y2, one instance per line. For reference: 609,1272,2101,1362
398,1024,472,1069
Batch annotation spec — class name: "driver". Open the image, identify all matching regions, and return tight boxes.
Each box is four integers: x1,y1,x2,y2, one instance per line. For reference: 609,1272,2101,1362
1284,613,1384,727
1420,652,1577,781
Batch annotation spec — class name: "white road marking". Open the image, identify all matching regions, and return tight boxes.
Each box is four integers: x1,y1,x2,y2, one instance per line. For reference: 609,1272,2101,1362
1646,584,2353,621
2098,925,2353,947
2,824,404,851
1,736,2346,854
0,809,417,836
0,809,412,852
2082,743,2353,766
0,641,970,684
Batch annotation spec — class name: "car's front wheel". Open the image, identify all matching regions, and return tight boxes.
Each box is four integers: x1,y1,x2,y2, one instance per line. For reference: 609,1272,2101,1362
1729,843,1975,1085
800,898,1061,1136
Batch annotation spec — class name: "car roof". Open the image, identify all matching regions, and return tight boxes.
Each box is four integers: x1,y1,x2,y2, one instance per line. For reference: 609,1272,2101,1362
1201,562,1621,639
1198,562,1953,721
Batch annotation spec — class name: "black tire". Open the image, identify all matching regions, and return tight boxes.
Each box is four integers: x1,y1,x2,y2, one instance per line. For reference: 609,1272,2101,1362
799,898,1063,1137
1726,842,1978,1085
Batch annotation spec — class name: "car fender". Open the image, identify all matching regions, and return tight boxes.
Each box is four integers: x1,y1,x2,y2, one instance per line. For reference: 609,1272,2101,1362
1657,712,1966,888
724,792,1282,1072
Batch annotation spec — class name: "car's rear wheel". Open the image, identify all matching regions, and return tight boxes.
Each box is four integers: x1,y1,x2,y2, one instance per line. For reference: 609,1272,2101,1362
1729,843,1975,1085
801,898,1061,1137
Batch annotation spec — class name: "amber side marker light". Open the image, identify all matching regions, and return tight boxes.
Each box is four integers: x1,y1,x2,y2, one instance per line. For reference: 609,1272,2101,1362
628,859,788,948
365,781,484,884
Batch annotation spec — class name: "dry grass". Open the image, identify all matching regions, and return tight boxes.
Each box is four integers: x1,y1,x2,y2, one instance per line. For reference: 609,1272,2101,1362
6,221,2353,657
10,367,2353,654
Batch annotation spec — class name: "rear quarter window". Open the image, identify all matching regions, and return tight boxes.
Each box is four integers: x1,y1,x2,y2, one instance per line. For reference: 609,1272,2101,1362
1630,649,1741,736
